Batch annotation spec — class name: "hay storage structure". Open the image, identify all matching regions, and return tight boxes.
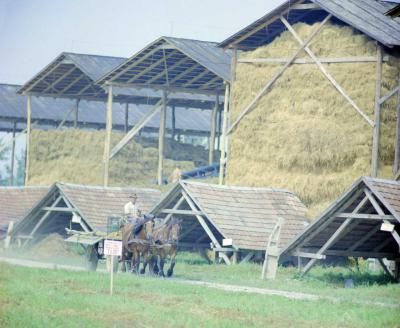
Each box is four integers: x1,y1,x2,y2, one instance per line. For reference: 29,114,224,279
150,180,308,265
218,0,400,218
281,177,400,280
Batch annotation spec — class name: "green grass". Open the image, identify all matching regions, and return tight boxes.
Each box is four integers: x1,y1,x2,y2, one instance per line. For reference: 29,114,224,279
1,254,400,328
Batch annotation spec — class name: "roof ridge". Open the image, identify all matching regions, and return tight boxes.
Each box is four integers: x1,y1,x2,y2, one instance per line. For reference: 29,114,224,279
63,52,126,61
0,186,49,190
56,181,160,192
162,36,218,45
0,83,22,87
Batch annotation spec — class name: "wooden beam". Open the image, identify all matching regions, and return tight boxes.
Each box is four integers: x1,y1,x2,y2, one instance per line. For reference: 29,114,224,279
179,221,200,240
227,14,332,135
394,75,400,175
209,94,218,164
161,195,185,224
324,250,399,259
171,105,176,140
291,251,326,260
167,63,203,85
348,225,381,252
146,56,190,84
219,83,230,185
25,95,31,185
74,99,80,128
9,121,16,186
57,106,75,129
301,196,369,275
291,3,320,9
240,251,255,263
58,74,85,94
110,100,162,159
181,190,231,265
160,209,203,216
281,16,374,128
238,56,389,64
372,44,383,177
379,86,399,105
335,213,396,221
103,85,113,187
124,103,129,133
41,206,78,212
378,258,394,278
157,91,167,185
183,69,210,88
42,66,76,94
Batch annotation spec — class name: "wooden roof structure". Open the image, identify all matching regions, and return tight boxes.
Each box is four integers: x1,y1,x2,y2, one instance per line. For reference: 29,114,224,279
281,177,400,276
150,180,308,264
0,186,48,234
12,182,161,244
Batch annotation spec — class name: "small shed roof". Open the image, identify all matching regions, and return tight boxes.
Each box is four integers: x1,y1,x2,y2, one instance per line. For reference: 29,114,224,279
151,180,308,251
0,186,48,231
281,177,400,268
97,37,232,94
219,0,400,49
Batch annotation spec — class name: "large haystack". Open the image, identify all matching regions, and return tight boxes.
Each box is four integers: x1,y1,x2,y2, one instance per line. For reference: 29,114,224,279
28,130,208,187
228,22,400,218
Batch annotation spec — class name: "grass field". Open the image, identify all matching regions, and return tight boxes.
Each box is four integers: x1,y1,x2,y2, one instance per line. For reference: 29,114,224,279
1,252,399,328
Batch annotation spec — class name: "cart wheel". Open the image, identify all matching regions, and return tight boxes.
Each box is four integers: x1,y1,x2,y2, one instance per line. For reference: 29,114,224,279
106,255,119,273
86,245,99,271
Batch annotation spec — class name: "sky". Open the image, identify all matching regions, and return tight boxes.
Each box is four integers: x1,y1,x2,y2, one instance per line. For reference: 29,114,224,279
0,0,283,85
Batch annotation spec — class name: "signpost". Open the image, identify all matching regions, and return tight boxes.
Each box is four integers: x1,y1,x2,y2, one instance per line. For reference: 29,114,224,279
104,239,122,295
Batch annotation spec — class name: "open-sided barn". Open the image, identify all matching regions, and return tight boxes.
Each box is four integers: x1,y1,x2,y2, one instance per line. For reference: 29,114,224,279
150,180,308,264
11,182,161,246
217,0,400,218
281,177,400,279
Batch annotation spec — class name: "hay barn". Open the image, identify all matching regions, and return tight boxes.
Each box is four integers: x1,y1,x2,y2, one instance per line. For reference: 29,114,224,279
282,177,400,279
218,0,400,218
150,180,308,264
11,182,161,246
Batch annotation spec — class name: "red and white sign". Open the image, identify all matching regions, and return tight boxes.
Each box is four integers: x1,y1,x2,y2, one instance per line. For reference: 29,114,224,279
104,240,122,256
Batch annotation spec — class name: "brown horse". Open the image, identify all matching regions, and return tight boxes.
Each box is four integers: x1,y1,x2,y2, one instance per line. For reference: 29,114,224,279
121,219,154,274
150,217,181,277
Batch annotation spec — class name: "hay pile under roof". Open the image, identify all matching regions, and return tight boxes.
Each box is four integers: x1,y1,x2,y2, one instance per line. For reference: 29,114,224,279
28,130,209,187
228,22,400,218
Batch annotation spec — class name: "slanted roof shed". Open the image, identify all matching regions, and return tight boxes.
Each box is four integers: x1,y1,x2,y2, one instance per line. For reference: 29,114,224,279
282,177,400,275
150,180,307,263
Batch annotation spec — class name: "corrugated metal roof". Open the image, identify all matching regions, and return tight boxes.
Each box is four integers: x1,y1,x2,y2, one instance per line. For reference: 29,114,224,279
97,37,232,93
281,177,400,259
0,186,48,229
0,84,213,133
219,0,400,49
151,180,308,251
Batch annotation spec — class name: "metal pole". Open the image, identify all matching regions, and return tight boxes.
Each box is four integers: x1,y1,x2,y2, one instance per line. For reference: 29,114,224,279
158,91,167,185
103,85,113,186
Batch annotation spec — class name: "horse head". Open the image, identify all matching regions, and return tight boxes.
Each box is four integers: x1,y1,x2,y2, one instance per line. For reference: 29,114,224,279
168,217,182,243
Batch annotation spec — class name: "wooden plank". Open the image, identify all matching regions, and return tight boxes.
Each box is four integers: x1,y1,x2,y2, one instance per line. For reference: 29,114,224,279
335,213,395,221
301,196,369,275
124,103,129,133
57,106,75,129
209,94,218,164
9,121,16,186
238,56,388,64
281,16,374,128
378,259,394,277
74,99,80,128
219,84,230,184
103,86,113,187
110,100,162,159
291,251,326,259
25,95,31,185
160,209,203,216
157,91,167,185
41,206,78,212
240,251,255,263
291,3,320,9
372,44,383,177
171,106,176,140
161,195,185,224
324,250,399,259
227,14,332,134
379,86,399,105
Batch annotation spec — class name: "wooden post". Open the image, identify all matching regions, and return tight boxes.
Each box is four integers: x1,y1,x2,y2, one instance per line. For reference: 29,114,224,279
219,84,230,185
74,99,80,128
394,74,400,175
25,95,31,186
9,121,17,186
171,105,176,140
158,91,167,185
209,95,219,164
103,85,113,187
217,107,222,151
124,103,129,133
371,44,383,178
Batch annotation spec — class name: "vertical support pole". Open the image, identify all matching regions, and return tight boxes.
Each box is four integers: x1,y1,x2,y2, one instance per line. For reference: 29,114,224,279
124,103,129,133
103,85,113,187
9,121,17,186
217,107,222,151
219,83,230,185
74,99,80,128
209,94,219,164
371,44,382,178
394,74,400,175
25,95,31,186
158,91,167,185
171,105,176,141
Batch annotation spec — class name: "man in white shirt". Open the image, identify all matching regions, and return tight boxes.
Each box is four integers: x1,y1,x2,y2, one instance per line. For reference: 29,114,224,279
124,193,141,220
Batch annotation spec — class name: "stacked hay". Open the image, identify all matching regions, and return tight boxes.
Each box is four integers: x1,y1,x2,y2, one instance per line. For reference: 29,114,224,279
228,22,400,218
29,233,75,258
28,130,207,187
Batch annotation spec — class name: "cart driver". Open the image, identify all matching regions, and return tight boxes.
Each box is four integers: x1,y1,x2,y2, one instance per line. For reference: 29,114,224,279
124,193,141,223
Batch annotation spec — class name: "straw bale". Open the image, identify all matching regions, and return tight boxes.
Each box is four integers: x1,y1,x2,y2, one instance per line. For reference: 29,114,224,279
28,130,207,187
228,22,400,218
